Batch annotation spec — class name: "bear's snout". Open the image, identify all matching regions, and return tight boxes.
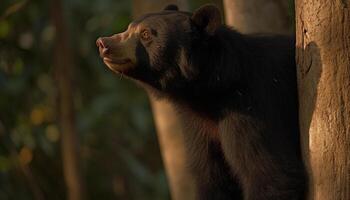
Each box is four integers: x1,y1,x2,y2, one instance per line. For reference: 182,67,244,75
96,33,137,72
96,37,111,57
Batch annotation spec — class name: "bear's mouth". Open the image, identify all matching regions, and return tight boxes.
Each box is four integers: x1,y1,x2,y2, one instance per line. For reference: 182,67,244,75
103,57,131,65
102,57,133,72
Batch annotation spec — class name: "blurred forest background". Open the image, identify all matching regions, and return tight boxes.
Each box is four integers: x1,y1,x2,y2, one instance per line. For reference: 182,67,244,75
0,0,294,200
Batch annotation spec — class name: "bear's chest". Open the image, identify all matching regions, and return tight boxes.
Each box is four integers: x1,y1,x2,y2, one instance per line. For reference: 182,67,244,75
180,108,220,141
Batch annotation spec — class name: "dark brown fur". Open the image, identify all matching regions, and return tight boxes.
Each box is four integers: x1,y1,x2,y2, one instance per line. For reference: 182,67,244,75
97,4,307,200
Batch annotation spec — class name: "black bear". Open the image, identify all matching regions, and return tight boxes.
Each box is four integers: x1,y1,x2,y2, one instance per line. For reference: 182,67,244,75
96,4,306,200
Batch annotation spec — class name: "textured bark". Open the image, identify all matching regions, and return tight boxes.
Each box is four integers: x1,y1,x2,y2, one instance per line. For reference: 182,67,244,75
132,1,196,200
52,0,84,200
296,1,350,199
223,0,292,34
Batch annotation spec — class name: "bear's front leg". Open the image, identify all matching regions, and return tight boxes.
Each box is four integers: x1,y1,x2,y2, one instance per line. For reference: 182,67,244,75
182,124,243,200
185,137,243,200
219,113,306,200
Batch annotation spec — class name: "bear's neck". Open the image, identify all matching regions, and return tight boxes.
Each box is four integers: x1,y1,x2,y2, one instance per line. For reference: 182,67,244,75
166,27,253,119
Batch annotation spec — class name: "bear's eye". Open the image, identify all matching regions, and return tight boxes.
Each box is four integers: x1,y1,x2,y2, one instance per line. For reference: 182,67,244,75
140,29,151,41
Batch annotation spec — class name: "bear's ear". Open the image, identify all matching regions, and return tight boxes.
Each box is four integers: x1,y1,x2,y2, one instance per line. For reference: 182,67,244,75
191,4,222,35
164,4,179,11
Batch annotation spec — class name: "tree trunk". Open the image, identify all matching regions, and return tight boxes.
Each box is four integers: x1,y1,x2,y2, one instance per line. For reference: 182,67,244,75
223,0,292,34
132,1,195,200
295,1,350,199
52,0,85,200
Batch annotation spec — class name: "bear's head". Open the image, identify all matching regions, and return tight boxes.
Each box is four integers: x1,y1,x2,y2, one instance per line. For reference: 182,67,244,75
97,4,223,92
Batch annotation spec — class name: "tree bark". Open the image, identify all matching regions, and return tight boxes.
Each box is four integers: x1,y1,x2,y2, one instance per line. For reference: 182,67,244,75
295,1,350,199
223,0,292,34
132,1,195,200
52,0,85,200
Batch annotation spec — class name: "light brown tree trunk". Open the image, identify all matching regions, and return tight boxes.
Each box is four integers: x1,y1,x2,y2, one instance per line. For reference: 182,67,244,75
296,1,350,199
132,0,188,17
132,1,195,200
52,0,85,200
223,0,292,34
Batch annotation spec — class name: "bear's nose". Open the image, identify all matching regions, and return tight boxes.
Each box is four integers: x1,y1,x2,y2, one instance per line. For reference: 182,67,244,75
96,38,105,48
96,37,109,57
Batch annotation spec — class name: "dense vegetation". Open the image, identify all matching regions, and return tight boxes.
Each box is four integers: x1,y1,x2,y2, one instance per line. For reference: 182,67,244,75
0,1,165,199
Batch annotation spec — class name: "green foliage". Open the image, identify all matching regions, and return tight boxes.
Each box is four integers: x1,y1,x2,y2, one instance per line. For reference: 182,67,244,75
0,0,168,199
